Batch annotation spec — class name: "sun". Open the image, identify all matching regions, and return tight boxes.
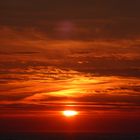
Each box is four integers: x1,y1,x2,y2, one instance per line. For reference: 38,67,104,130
62,110,78,117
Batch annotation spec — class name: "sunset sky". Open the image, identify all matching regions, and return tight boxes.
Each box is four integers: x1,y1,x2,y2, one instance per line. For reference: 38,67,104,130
0,0,140,133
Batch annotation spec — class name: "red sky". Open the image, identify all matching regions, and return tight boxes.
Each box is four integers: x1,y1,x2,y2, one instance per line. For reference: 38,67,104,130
0,0,140,133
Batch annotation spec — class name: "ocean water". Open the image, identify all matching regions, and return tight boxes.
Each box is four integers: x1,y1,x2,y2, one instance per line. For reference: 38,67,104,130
0,133,140,140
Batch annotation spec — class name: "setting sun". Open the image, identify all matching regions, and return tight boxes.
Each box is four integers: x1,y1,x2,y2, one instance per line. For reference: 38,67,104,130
63,110,78,117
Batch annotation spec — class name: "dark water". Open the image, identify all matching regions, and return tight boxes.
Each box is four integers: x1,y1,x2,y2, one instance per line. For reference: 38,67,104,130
0,133,140,140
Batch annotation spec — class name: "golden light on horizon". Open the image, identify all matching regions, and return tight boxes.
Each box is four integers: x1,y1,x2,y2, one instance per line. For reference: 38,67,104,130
62,110,78,117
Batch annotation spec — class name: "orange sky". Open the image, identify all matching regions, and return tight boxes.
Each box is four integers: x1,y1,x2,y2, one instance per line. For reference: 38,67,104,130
0,0,140,133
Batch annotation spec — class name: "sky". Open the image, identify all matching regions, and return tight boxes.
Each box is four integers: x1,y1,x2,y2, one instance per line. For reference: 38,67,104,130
0,0,140,133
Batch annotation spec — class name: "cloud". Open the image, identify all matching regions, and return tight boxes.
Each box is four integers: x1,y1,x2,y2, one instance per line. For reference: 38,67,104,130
0,65,140,114
0,0,140,41
0,27,140,77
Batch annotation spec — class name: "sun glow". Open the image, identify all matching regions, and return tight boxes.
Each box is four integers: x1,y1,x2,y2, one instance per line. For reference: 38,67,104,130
63,110,78,117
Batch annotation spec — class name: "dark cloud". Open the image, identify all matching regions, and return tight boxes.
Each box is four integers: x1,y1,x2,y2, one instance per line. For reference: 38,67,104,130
0,0,140,40
0,51,40,55
1,0,140,19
